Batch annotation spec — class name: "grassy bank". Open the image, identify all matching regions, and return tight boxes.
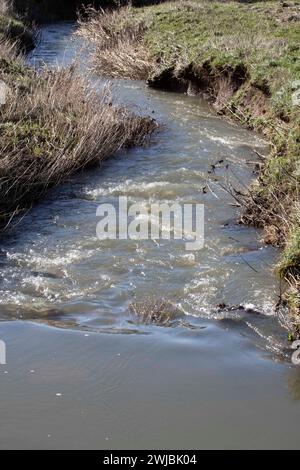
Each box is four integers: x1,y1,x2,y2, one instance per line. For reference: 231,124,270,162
0,1,157,229
79,1,300,325
0,0,34,49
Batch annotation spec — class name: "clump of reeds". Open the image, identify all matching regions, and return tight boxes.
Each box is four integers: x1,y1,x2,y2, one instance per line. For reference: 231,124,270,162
129,299,182,326
0,35,19,62
77,5,154,79
0,47,157,227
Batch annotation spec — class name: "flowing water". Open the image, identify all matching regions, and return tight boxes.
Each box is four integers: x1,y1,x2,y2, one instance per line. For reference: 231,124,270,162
0,22,300,449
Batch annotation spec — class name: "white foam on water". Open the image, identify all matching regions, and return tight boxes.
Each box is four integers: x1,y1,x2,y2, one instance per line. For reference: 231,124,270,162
7,248,94,268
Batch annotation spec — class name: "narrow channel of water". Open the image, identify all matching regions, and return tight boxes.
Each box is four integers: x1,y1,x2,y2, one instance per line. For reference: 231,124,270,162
2,22,281,344
0,22,300,450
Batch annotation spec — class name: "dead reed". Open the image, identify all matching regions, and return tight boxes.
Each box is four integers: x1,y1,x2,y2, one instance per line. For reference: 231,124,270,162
0,55,157,227
77,5,154,79
129,299,182,326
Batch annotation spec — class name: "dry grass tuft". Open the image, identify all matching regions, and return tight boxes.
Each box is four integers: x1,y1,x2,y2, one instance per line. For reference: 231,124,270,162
129,298,182,326
78,6,154,79
0,35,19,61
0,0,12,16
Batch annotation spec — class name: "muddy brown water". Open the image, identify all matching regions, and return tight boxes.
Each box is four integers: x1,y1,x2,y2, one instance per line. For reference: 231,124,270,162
0,22,300,449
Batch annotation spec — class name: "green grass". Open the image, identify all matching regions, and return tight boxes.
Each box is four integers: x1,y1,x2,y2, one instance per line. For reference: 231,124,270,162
280,225,300,316
280,226,300,278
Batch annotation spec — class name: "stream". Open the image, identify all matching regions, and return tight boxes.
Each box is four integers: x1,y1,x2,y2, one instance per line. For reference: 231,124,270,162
0,22,300,449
